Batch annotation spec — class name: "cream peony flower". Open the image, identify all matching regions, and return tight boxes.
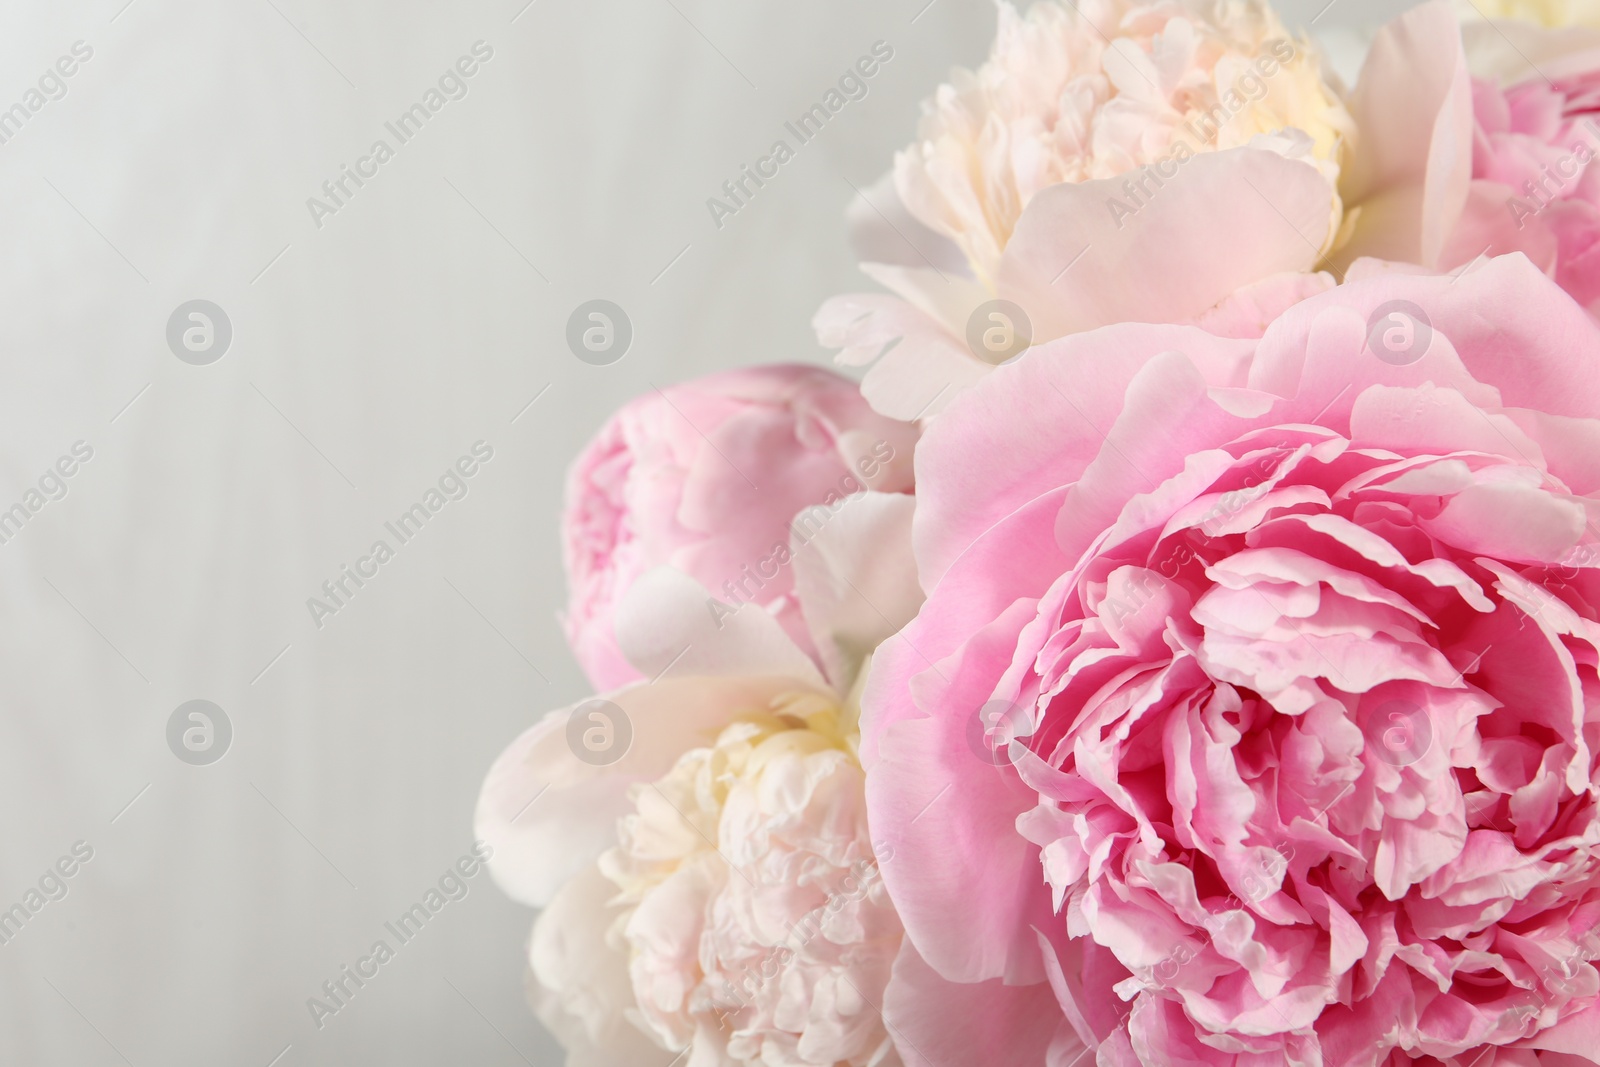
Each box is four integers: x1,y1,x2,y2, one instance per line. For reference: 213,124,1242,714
896,0,1356,287
477,493,972,1067
815,0,1395,422
601,692,903,1067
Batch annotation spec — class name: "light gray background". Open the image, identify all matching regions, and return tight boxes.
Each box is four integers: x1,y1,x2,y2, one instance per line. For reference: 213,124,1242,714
0,0,1414,1063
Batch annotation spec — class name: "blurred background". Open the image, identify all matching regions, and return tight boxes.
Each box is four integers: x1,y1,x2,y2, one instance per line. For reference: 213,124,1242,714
0,0,1414,1062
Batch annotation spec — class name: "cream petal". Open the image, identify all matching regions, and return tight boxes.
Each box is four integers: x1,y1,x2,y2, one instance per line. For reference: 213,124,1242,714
614,566,827,691
792,491,924,693
996,148,1336,341
474,675,809,907
1337,0,1473,269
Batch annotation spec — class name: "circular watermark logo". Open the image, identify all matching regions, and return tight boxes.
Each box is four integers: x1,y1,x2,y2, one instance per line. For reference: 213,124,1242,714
965,299,1033,367
966,699,1029,766
166,300,233,366
166,699,232,765
566,300,632,366
565,698,632,766
1365,300,1432,367
1364,698,1431,767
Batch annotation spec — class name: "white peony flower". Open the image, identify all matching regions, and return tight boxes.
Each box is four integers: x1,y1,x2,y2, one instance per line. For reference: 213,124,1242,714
601,693,902,1067
477,494,945,1067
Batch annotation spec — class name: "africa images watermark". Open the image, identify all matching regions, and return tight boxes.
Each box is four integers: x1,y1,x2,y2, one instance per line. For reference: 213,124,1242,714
0,40,94,147
0,841,94,948
706,40,895,230
305,41,495,229
1507,118,1600,230
306,441,495,629
305,841,492,1029
706,438,898,628
1105,37,1298,228
0,440,95,547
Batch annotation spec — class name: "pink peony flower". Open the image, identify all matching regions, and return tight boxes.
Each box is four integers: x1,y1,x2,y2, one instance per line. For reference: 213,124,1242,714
1351,1,1600,315
479,494,975,1067
562,365,916,691
1447,42,1600,312
859,253,1600,1065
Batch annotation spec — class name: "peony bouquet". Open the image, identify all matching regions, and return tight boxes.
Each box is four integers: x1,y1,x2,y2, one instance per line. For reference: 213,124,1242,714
479,2,1600,1064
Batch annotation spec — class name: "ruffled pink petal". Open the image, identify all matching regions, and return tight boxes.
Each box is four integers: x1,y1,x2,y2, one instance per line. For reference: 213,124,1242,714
912,326,1254,590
